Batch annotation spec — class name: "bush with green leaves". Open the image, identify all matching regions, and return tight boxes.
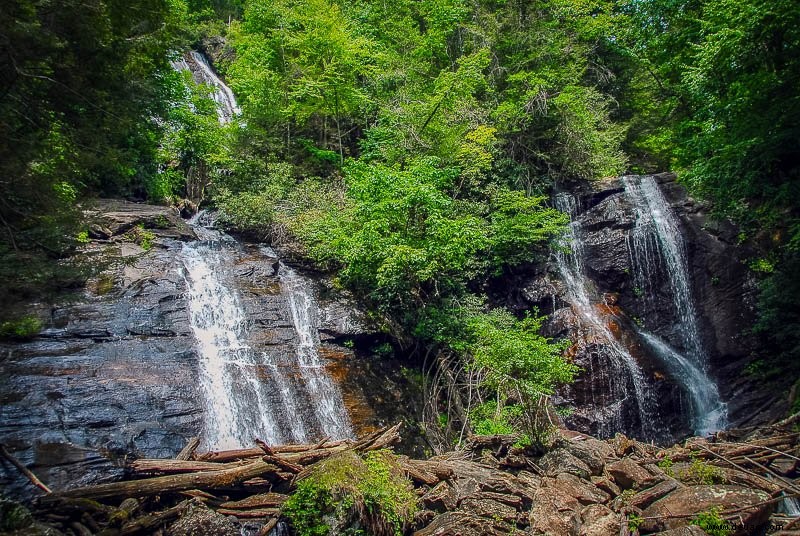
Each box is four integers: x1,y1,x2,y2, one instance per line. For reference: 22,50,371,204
690,506,733,536
282,450,417,536
0,315,43,340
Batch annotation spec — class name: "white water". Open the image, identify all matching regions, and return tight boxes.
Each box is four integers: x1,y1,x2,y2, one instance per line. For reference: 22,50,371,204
172,51,241,124
554,192,662,440
281,264,354,440
623,175,728,435
181,216,352,449
181,218,282,449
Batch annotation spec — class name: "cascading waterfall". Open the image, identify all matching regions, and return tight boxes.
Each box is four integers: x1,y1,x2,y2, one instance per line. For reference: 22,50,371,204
181,217,283,449
172,51,241,124
623,175,728,435
174,52,352,449
181,217,353,449
553,192,662,440
281,264,353,440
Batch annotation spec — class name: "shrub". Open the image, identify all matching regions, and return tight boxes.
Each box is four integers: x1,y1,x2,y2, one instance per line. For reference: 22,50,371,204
691,506,733,536
0,315,42,340
283,450,417,536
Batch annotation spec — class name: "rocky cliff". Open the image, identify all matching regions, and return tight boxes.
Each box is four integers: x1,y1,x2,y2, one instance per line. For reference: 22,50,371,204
0,200,422,500
495,174,779,441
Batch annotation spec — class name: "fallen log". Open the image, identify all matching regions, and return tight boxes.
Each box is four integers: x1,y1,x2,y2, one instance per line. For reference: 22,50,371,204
43,460,278,502
215,507,280,518
197,439,351,463
130,459,252,475
218,493,288,510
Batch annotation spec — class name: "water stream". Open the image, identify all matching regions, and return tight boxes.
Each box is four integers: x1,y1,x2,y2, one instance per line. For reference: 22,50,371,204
175,51,351,449
623,175,728,435
181,216,353,449
553,192,662,440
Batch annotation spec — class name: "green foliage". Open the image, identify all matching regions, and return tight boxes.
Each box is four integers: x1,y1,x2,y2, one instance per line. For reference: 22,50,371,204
691,506,733,536
657,455,675,477
678,457,726,485
627,512,643,531
469,401,520,436
125,225,156,251
0,315,43,340
282,450,417,536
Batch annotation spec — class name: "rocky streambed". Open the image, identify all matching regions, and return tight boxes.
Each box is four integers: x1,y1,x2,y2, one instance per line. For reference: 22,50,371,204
4,419,800,535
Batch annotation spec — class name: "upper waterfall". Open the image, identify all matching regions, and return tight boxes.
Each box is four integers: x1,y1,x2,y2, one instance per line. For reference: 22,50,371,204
172,51,241,124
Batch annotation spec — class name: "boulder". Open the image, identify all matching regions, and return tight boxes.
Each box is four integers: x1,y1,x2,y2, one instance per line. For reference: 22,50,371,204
640,485,773,534
629,478,680,510
413,511,510,536
579,504,620,536
591,475,621,497
421,482,456,512
561,437,615,476
85,199,195,240
551,473,610,506
528,486,581,535
607,458,660,490
538,448,592,480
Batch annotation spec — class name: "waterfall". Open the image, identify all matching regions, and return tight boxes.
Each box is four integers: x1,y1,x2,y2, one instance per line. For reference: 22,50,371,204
553,192,663,440
623,175,728,435
181,215,352,449
181,217,283,449
280,264,353,440
172,51,241,124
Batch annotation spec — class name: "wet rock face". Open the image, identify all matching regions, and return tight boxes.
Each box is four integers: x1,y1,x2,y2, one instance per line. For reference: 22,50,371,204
0,237,201,499
0,204,422,499
505,174,761,440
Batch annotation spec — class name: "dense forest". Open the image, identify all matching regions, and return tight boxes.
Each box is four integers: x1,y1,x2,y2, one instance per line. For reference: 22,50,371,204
1,0,799,441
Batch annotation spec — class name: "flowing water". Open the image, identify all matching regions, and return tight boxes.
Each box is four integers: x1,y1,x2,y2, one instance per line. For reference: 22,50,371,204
181,215,353,449
172,54,351,448
623,175,728,435
281,264,354,440
553,192,662,440
172,51,241,124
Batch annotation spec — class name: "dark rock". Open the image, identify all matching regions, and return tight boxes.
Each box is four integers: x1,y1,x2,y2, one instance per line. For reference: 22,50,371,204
0,498,34,531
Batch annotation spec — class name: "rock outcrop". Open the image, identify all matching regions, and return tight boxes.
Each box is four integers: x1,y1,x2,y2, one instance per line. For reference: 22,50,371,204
0,202,423,499
497,174,774,441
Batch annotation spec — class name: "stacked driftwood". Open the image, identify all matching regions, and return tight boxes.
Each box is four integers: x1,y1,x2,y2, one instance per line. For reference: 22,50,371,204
26,424,405,535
